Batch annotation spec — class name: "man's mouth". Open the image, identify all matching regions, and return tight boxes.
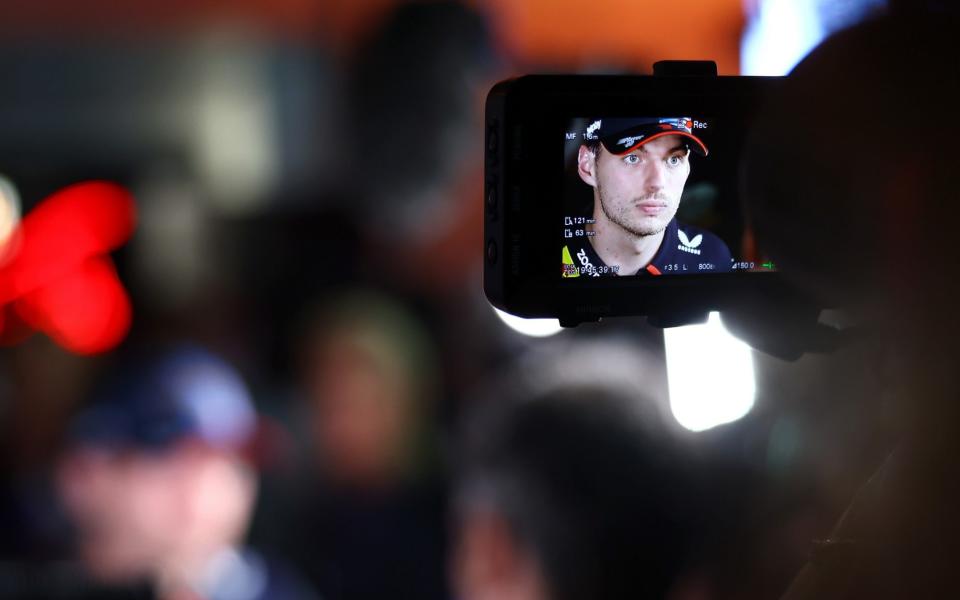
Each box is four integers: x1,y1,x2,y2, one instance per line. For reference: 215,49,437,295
636,201,668,216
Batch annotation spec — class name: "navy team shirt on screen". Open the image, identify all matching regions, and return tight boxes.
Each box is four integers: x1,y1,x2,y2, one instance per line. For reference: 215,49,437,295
562,218,733,277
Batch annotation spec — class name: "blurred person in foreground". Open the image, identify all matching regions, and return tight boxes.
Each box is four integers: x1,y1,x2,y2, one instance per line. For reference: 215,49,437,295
56,346,316,600
732,3,960,598
343,0,500,303
452,384,723,600
282,291,447,600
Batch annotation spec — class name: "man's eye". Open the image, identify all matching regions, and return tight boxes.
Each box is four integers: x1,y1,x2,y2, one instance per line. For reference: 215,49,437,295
623,155,640,165
666,155,684,167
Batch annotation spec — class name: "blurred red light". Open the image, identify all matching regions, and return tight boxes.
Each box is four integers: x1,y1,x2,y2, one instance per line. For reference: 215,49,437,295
0,181,136,354
0,182,135,303
17,257,132,355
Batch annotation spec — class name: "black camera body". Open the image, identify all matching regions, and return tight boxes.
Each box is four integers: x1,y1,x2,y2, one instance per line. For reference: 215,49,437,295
484,65,786,327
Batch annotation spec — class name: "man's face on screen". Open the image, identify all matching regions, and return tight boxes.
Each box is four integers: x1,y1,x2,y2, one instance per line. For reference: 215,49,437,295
588,135,691,238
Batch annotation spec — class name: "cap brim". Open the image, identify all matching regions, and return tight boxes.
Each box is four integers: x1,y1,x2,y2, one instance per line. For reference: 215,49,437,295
603,131,709,157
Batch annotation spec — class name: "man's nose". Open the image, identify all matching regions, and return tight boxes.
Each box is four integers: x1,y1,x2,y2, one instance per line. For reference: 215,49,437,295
644,161,667,193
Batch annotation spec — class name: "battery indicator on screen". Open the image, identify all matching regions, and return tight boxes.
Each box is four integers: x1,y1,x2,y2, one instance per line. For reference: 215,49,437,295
762,261,776,270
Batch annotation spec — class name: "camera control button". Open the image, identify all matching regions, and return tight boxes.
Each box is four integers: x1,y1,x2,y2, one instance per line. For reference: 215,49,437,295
487,120,499,153
486,184,497,219
486,239,498,264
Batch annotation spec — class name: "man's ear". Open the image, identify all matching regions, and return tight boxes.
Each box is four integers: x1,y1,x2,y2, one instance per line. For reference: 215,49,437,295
578,145,599,187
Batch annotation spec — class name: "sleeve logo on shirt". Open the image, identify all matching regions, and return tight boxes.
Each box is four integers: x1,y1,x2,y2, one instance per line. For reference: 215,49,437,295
677,230,703,255
585,120,601,140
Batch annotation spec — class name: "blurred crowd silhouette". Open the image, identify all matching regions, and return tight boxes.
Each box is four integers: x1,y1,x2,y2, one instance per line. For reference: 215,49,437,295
3,0,958,599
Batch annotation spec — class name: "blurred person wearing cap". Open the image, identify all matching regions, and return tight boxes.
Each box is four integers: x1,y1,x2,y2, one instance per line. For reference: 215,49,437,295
729,3,960,598
565,118,732,277
55,346,317,600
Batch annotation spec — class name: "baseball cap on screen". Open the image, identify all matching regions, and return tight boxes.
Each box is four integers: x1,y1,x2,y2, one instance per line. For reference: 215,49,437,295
585,117,709,156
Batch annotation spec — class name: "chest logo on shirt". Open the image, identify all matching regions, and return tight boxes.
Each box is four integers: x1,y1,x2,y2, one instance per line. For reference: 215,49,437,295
677,230,703,255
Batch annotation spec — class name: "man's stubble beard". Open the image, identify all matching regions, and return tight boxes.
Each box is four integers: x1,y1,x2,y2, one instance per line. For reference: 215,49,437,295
596,181,675,239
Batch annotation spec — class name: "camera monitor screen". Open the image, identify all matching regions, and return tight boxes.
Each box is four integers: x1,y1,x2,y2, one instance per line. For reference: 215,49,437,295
561,116,773,279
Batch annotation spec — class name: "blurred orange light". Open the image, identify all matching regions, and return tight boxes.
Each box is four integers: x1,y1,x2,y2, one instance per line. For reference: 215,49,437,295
483,0,744,73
